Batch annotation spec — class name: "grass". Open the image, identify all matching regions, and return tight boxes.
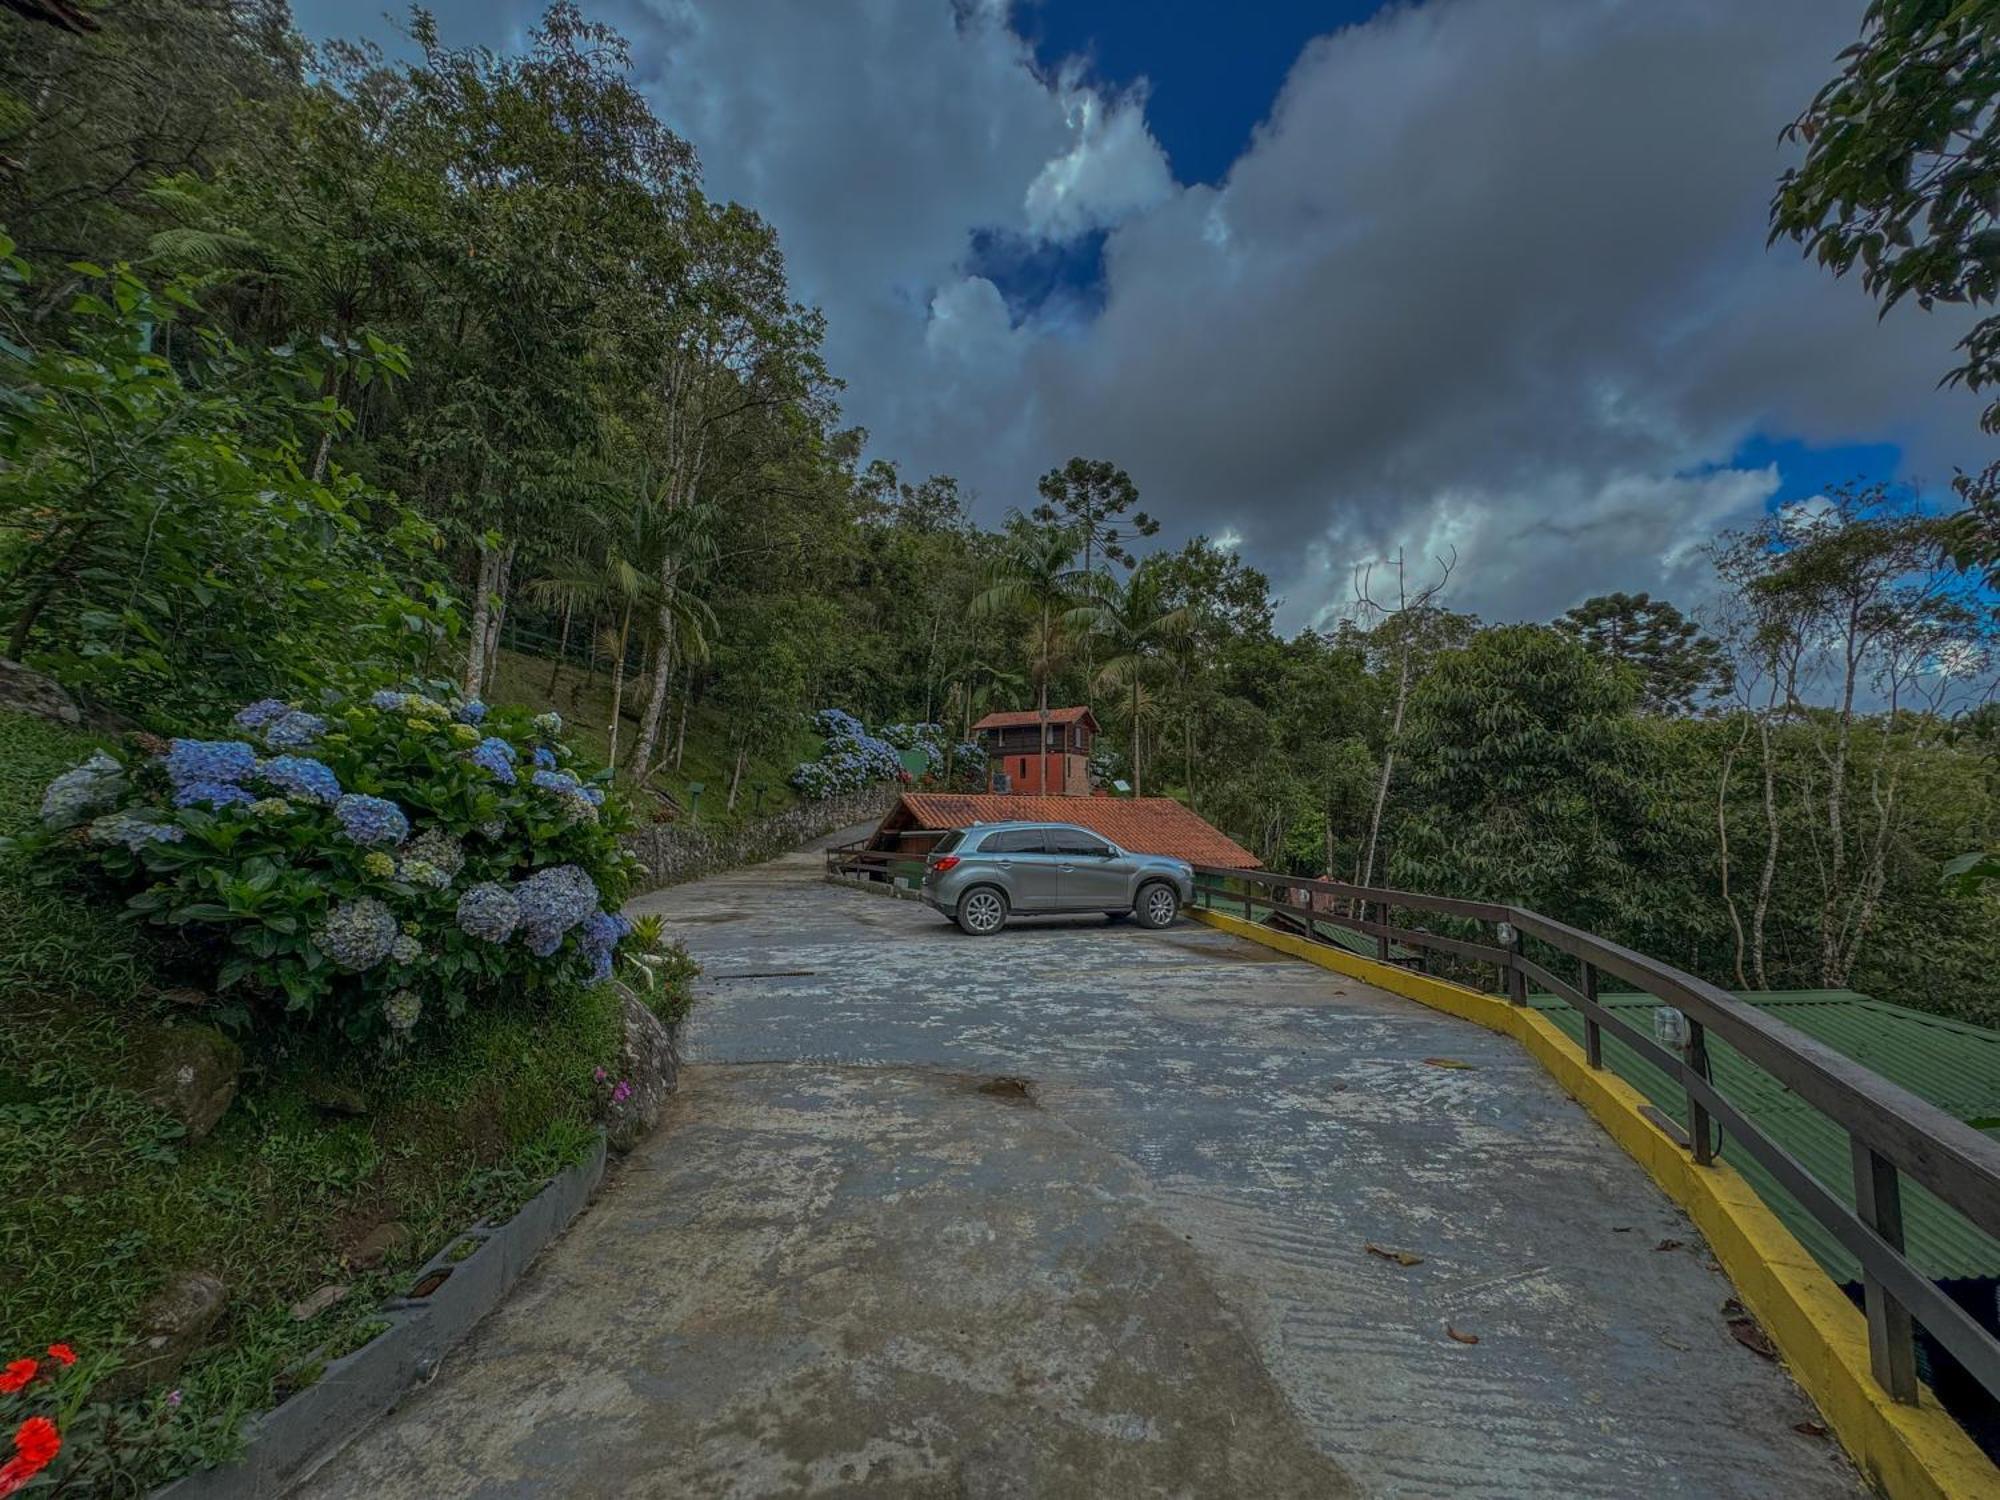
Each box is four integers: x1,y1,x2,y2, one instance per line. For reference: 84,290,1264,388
486,646,826,832
0,708,626,1492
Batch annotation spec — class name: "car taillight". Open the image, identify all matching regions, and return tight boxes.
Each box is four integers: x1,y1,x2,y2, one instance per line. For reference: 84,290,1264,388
930,855,960,872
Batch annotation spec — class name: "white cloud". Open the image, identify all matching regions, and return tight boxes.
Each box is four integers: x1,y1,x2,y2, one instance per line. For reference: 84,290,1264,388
1022,78,1174,240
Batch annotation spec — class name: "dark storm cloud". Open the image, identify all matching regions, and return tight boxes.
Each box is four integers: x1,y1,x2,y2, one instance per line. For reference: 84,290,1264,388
295,0,1991,628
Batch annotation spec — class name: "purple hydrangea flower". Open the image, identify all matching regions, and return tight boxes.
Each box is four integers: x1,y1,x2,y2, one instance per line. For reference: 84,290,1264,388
577,908,633,981
456,882,520,943
531,767,578,793
532,746,558,771
164,739,258,788
260,755,341,805
317,896,398,970
262,710,327,750
233,698,290,730
516,864,598,955
334,793,409,846
470,737,518,785
369,689,407,711
88,811,185,851
174,779,255,810
456,699,488,725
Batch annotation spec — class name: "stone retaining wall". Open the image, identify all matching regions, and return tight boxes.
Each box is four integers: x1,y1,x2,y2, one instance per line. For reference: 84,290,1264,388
622,784,898,892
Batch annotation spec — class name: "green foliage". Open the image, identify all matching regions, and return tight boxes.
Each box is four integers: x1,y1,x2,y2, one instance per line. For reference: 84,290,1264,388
1555,591,1728,715
13,691,641,1044
0,248,456,727
1032,456,1157,574
1391,626,1652,931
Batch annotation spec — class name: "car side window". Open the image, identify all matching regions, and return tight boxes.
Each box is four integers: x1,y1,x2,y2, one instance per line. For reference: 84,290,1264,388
981,829,1047,854
1051,831,1111,857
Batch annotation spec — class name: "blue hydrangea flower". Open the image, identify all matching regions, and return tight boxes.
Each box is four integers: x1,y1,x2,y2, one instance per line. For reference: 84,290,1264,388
260,755,341,805
533,711,562,737
262,710,327,750
516,864,598,955
334,793,409,846
317,896,398,970
87,811,185,852
391,934,423,964
577,909,633,982
369,690,408,711
581,784,605,807
174,779,255,810
455,699,488,726
531,767,578,792
164,739,258,788
233,698,290,730
470,737,518,785
533,746,558,771
456,882,520,942
40,751,124,830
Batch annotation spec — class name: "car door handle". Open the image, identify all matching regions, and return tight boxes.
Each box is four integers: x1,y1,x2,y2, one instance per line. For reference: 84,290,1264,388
1059,864,1075,873
997,859,1012,867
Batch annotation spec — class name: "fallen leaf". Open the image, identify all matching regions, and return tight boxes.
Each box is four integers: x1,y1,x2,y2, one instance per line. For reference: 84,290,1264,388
1720,1297,1746,1317
1793,1421,1828,1439
1365,1242,1424,1267
1728,1318,1777,1360
1654,1238,1684,1252
1445,1325,1480,1345
1423,1057,1476,1070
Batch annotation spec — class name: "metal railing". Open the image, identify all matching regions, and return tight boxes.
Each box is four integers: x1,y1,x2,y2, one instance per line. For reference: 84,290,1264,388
1190,862,2000,1412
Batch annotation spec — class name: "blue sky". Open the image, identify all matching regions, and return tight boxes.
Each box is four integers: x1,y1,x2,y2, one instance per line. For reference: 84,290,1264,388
290,1,1980,626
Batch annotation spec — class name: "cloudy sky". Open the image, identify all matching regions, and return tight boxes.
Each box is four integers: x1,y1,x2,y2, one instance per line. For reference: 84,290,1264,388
294,0,1989,629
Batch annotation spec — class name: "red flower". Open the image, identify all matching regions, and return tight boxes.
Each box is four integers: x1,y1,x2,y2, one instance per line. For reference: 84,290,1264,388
0,1415,59,1496
0,1363,34,1395
42,1345,74,1368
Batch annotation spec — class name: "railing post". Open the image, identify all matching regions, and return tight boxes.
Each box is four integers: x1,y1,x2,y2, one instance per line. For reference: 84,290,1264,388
1686,1019,1714,1166
1375,901,1391,962
1582,961,1602,1069
1502,922,1526,1005
1850,1139,1919,1403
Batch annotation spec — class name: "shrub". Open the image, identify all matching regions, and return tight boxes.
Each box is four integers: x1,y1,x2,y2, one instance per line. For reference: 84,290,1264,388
13,689,642,1044
790,707,903,798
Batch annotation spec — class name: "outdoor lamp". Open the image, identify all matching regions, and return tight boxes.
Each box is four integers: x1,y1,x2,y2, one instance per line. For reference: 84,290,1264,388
1652,1006,1691,1053
1495,920,1516,946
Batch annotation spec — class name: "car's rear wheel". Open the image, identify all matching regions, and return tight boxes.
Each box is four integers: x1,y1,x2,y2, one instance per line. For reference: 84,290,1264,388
1135,881,1179,929
956,885,1009,935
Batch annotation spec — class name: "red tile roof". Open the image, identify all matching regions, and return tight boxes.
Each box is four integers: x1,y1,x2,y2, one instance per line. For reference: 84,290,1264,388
887,793,1260,869
970,706,1099,732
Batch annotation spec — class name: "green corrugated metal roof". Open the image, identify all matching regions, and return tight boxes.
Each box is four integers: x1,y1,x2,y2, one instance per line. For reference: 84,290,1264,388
1530,990,2000,1283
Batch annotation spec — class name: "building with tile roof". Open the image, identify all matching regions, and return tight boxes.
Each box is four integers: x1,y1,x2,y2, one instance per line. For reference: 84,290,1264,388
869,792,1259,869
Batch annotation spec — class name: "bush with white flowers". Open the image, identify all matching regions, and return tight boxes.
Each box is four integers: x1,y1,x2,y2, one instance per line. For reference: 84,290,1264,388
19,687,643,1043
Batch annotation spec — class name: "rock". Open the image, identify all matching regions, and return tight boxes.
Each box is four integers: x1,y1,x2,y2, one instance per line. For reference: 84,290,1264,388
153,986,212,1011
290,1284,350,1322
347,1221,412,1271
305,1078,369,1118
139,1025,241,1141
603,983,680,1153
97,1271,226,1399
0,658,80,725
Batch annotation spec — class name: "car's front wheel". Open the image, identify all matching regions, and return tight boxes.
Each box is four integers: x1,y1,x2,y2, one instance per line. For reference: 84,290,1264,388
955,885,1009,935
1134,881,1180,929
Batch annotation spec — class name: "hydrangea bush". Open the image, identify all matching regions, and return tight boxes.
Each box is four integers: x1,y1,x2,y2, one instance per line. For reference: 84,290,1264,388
790,707,905,799
19,687,644,1044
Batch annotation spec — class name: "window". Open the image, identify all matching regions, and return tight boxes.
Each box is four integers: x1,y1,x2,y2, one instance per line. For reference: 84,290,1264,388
979,829,1047,854
1018,757,1029,778
930,830,965,855
1050,830,1111,857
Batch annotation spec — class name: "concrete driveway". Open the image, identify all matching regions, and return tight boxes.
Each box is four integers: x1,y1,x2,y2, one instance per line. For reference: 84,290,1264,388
302,849,1861,1499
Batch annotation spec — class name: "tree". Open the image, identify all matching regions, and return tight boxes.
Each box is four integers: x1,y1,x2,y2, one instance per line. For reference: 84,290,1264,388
969,515,1087,794
1712,486,1992,985
1032,457,1156,576
1350,550,1463,889
1554,591,1728,715
1771,0,2000,507
1064,561,1190,796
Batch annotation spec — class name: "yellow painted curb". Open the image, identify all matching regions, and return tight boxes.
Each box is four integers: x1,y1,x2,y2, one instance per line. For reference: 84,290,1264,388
1192,906,1999,1500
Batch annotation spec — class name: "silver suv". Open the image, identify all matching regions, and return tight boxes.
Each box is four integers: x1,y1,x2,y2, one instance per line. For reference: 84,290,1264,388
921,821,1195,935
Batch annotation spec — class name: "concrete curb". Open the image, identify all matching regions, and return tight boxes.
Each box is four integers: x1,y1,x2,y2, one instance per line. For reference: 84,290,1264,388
824,871,924,903
1192,907,1999,1500
155,1135,609,1499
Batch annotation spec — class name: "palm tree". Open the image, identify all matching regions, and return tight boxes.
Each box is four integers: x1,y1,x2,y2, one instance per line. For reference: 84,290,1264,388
1064,561,1191,797
529,489,715,773
969,516,1088,794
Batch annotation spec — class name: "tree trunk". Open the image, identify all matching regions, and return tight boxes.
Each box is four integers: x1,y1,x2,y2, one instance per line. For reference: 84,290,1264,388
481,543,514,691
1359,648,1412,889
1129,676,1142,797
463,541,500,698
1038,601,1051,795
546,596,573,695
1751,711,1780,990
673,663,692,769
607,601,634,771
727,740,747,810
629,590,678,774
1718,714,1749,989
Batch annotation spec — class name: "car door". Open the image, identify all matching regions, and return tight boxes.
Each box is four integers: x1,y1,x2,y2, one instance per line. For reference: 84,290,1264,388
978,828,1059,910
1050,828,1135,910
